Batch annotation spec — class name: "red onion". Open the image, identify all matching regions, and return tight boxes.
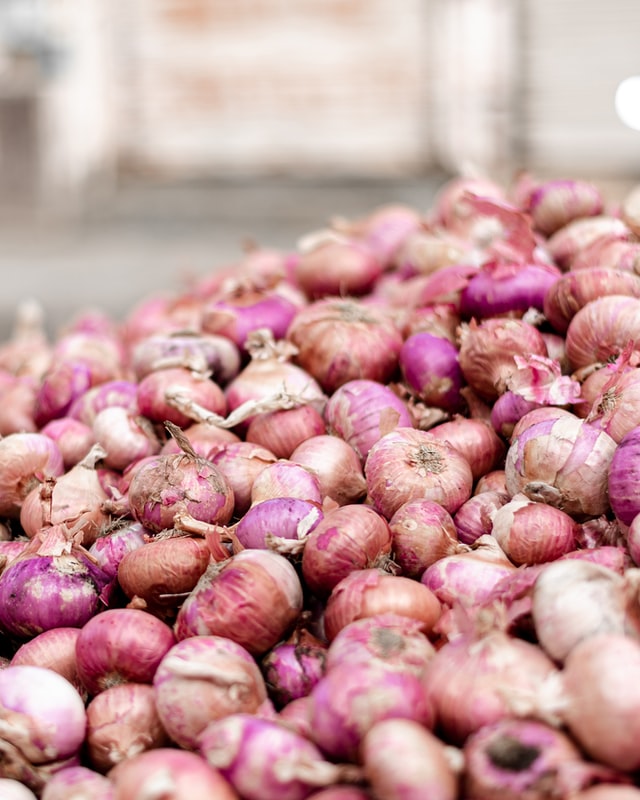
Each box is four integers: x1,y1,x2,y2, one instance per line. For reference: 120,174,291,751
211,442,277,518
152,635,268,749
200,712,360,800
19,443,111,546
33,361,93,427
160,420,240,456
0,432,64,518
40,766,114,799
0,665,86,767
490,493,579,565
531,558,640,663
116,533,211,616
460,260,561,319
571,233,640,273
402,301,461,341
0,779,38,800
333,203,423,267
586,364,640,443
300,504,391,595
365,427,473,520
75,607,176,695
417,262,480,309
504,413,617,517
137,366,227,428
324,379,413,464
428,416,506,481
399,333,464,412
362,718,460,800
566,295,640,370
0,532,112,638
174,549,303,655
323,568,442,642
127,432,234,534
490,391,541,440
422,630,558,745
307,659,434,761
68,379,139,426
261,629,327,708
475,469,508,494
571,789,640,800
130,330,241,384
458,318,548,401
627,515,640,566
88,521,147,580
109,748,238,800
245,403,327,459
291,434,367,506
608,425,640,526
462,717,624,800
40,417,95,469
51,330,125,385
278,695,315,740
555,633,640,771
11,627,84,699
92,406,160,471
286,298,403,394
525,178,604,235
453,490,509,546
388,499,462,578
325,613,436,677
234,497,324,552
546,215,630,269
0,375,38,435
250,460,323,505
420,535,517,609
85,682,168,772
293,235,383,299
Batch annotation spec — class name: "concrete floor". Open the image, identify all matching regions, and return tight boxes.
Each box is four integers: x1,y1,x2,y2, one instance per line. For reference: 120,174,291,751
0,174,449,341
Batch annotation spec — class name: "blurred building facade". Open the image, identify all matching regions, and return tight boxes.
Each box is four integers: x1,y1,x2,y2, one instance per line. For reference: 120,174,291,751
0,0,639,213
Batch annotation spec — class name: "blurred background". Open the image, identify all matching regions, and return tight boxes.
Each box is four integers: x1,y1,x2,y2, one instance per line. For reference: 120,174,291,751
1,0,639,338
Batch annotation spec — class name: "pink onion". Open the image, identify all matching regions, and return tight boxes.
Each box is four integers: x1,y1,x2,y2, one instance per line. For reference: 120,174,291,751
200,713,360,800
324,379,413,464
608,425,640,525
301,504,392,596
160,420,240,456
51,330,125,386
428,416,506,481
261,629,327,708
362,718,460,800
286,298,403,394
11,627,84,699
85,683,168,772
388,499,463,578
291,434,367,506
333,203,423,267
365,427,473,520
546,215,630,269
127,438,234,534
453,490,509,546
490,493,579,565
68,379,138,426
293,236,383,299
325,613,436,677
531,558,640,663
211,442,277,518
0,376,38,435
174,549,303,655
245,403,327,459
91,406,160,471
88,521,147,580
504,413,617,517
323,568,442,642
565,295,640,370
110,748,239,800
490,391,541,440
421,630,558,745
33,361,93,427
250,460,323,505
526,178,604,235
307,660,434,761
0,779,38,800
75,607,176,695
136,366,227,428
40,766,114,799
40,417,95,469
399,333,465,412
152,635,268,750
234,497,324,552
0,432,64,518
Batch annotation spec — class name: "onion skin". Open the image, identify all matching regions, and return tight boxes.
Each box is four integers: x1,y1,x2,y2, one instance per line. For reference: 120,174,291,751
362,718,459,800
0,432,64,518
365,427,473,520
152,635,268,750
323,568,442,642
301,504,392,596
74,608,177,696
109,748,239,800
173,549,304,656
234,497,324,550
85,683,168,773
286,298,403,394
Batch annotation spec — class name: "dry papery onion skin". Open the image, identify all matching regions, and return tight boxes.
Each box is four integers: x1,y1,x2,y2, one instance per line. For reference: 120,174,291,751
4,171,640,797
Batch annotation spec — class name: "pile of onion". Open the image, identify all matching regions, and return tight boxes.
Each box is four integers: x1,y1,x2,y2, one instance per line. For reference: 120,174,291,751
1,170,640,797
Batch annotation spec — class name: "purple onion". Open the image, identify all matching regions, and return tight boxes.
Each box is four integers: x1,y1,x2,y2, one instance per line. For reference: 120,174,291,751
399,332,464,411
88,522,148,579
33,361,93,427
453,491,510,546
262,633,327,707
234,497,324,551
199,713,359,800
130,331,241,384
460,260,561,320
307,660,434,762
68,380,139,425
608,426,640,526
490,391,541,440
324,379,413,464
250,460,323,505
0,548,113,638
